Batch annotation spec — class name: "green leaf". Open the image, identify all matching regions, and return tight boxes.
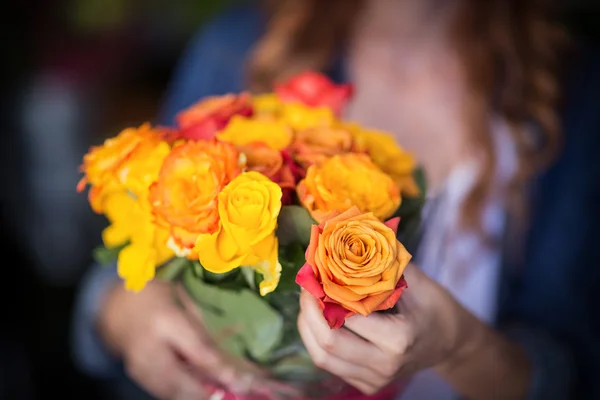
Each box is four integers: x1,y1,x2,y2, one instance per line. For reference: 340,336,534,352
394,167,428,219
182,268,284,362
240,266,257,290
272,244,305,293
198,310,246,359
279,244,306,267
202,266,240,284
191,261,204,279
264,290,303,365
266,291,300,325
93,242,128,265
271,353,320,382
277,206,316,247
264,336,304,363
397,212,423,255
413,166,428,198
156,257,190,281
392,167,427,252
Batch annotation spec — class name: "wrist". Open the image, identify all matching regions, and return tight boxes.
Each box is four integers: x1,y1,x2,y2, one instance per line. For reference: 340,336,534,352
96,281,127,358
436,308,487,376
435,312,532,399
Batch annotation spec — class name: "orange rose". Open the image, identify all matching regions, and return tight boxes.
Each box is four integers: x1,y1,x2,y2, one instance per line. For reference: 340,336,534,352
174,94,253,141
238,144,305,205
353,128,419,197
297,153,401,222
238,143,283,181
149,140,241,248
77,123,162,212
290,126,353,168
296,206,411,329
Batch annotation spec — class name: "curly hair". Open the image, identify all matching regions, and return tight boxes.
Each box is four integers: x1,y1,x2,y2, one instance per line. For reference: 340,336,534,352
246,0,567,231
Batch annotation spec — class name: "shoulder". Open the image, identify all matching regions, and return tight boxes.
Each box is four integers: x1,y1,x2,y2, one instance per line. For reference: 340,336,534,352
520,43,600,307
184,2,266,84
516,42,600,305
194,2,265,54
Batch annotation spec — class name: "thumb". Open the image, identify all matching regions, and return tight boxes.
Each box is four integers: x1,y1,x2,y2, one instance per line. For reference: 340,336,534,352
172,368,209,400
344,312,412,353
169,287,267,391
395,263,432,309
402,263,426,286
168,312,240,390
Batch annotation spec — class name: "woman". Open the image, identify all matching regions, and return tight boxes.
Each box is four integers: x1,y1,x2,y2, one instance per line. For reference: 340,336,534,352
72,1,600,399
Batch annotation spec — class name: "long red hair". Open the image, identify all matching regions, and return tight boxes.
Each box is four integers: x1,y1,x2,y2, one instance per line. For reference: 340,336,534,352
246,0,567,231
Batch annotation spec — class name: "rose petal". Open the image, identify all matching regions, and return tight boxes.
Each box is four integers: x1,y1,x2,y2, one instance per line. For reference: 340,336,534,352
177,120,221,141
305,224,322,267
322,300,354,329
373,276,408,312
384,217,401,234
319,84,354,115
275,72,353,116
296,263,326,298
320,206,362,230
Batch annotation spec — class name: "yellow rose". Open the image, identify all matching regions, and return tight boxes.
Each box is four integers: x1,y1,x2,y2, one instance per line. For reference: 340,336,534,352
217,115,292,150
101,191,139,248
101,191,174,292
252,93,282,117
117,244,162,292
352,128,419,197
117,223,173,292
280,103,335,131
297,153,400,222
194,171,282,295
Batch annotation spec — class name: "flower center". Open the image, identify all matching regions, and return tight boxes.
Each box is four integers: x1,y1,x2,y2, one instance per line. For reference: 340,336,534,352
348,238,365,257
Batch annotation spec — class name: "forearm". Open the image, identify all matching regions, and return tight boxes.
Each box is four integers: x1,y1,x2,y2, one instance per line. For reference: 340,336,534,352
436,315,531,400
71,263,122,378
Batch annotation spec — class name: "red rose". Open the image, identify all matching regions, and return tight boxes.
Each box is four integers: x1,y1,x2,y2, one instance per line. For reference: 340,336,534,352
275,72,353,116
174,93,253,141
279,149,305,205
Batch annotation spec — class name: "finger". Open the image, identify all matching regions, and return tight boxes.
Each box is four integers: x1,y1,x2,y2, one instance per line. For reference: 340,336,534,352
345,377,379,396
299,291,389,367
126,345,204,400
396,263,429,310
174,287,271,391
176,285,261,376
345,313,412,356
298,309,385,387
402,263,425,283
172,364,208,400
160,310,239,390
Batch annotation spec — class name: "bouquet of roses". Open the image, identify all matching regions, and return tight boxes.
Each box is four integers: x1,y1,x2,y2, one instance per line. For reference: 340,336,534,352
77,72,426,399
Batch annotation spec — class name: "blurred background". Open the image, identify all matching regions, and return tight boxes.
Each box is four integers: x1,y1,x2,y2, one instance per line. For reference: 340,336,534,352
0,0,598,398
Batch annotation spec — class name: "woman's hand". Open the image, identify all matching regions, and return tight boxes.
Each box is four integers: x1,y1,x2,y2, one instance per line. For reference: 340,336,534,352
297,264,530,398
297,263,469,394
97,280,251,400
